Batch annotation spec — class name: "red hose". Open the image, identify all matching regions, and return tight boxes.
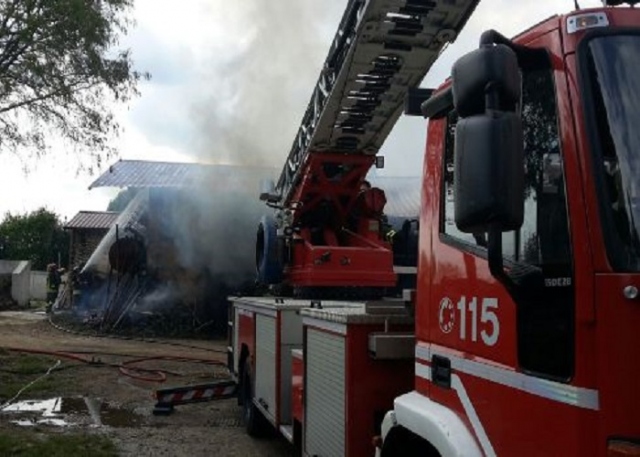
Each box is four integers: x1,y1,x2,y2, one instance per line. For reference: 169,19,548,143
118,363,166,383
2,347,227,384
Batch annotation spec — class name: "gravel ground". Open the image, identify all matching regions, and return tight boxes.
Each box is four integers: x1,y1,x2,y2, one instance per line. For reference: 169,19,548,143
0,310,296,457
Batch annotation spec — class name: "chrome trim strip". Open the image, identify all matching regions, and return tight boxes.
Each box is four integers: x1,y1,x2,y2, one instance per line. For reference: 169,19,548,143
415,344,599,410
415,362,431,381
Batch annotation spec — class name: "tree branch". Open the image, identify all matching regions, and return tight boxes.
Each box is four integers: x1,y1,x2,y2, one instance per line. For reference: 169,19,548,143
0,78,98,114
0,0,143,160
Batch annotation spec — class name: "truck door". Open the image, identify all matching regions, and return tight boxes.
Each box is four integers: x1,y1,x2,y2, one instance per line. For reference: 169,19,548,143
578,30,640,446
426,37,584,454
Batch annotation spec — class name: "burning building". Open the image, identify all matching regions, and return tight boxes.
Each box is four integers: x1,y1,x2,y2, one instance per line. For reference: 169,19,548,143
65,159,274,336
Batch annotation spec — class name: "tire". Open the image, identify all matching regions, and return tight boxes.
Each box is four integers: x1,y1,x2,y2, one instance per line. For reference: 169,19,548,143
381,426,440,457
256,215,284,285
237,351,247,407
242,360,269,438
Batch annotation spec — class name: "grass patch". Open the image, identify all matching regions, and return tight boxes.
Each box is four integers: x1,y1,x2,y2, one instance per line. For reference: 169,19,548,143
6,354,57,375
0,352,68,400
0,430,117,457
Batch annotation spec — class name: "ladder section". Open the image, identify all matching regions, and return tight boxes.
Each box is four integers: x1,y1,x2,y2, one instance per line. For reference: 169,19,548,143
275,0,481,206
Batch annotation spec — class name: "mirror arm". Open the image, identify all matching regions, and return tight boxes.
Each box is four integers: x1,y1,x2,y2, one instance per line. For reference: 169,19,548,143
480,30,528,55
488,228,508,283
488,226,545,294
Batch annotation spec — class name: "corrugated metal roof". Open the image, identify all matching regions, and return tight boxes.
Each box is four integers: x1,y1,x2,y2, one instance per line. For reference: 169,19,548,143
89,159,276,190
89,159,421,217
65,211,120,230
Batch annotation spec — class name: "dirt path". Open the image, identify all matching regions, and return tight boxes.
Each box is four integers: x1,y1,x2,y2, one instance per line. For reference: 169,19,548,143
0,310,295,457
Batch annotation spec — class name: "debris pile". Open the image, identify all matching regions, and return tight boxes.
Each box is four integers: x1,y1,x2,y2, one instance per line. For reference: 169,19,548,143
53,186,263,337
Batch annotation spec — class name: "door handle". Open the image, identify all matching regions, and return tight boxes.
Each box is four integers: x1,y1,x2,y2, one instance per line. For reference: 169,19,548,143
431,354,452,389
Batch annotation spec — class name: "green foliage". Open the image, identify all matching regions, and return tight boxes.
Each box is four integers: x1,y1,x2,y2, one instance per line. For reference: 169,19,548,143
106,187,138,212
0,208,69,270
0,431,117,457
0,0,149,170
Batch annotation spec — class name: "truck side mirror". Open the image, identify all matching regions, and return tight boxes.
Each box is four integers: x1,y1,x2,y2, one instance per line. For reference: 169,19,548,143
451,43,528,286
451,43,524,233
454,113,524,233
452,44,521,117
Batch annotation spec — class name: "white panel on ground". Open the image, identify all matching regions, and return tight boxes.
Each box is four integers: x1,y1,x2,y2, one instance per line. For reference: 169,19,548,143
305,328,346,457
255,314,277,422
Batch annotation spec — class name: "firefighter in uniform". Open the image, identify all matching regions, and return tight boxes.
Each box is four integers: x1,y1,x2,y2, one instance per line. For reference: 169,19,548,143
359,180,396,243
46,263,61,312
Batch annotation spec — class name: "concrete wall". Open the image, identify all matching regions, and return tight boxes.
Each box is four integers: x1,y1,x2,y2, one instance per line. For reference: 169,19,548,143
0,260,32,306
11,261,31,306
30,271,47,301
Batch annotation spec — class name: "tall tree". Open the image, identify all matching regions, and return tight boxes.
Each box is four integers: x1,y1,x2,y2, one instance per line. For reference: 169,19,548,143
0,208,69,270
0,0,149,170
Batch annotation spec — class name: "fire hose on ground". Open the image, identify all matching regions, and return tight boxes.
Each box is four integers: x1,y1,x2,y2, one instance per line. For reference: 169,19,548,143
0,346,229,408
1,346,227,382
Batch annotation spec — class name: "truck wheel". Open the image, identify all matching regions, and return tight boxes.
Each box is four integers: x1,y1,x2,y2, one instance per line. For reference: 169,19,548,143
242,362,269,438
381,426,440,457
256,215,284,284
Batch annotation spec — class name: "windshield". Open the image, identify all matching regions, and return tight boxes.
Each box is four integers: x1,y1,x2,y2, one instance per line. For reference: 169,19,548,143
584,34,640,271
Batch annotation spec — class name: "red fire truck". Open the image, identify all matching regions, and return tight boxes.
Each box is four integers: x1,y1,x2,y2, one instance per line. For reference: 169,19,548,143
226,1,640,456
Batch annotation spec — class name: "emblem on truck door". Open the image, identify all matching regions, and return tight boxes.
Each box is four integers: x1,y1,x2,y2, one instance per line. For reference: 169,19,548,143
439,296,501,346
438,297,456,334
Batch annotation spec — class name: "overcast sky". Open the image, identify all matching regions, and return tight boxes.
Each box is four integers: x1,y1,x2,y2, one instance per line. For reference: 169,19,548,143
0,0,606,221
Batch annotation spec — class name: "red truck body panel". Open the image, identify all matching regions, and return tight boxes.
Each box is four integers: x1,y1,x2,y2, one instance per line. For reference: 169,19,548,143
345,325,413,457
414,8,640,456
238,311,255,371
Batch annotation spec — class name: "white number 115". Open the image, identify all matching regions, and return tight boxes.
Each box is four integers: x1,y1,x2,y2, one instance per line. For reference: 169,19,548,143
456,297,500,346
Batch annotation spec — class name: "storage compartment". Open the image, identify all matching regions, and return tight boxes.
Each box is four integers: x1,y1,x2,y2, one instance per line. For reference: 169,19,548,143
305,328,346,457
255,314,277,422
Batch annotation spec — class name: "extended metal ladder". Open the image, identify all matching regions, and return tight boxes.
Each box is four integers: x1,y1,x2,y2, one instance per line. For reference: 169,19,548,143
271,0,481,207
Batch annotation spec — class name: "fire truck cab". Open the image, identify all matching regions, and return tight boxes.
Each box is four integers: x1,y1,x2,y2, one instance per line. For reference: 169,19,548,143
380,5,640,456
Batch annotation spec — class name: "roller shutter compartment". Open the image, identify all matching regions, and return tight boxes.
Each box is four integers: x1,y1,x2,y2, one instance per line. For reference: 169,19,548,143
305,328,345,457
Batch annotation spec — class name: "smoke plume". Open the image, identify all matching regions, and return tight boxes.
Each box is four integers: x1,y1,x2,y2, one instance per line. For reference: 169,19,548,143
191,0,344,167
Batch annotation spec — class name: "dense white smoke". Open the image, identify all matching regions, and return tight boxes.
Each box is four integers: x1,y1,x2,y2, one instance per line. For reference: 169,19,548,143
191,0,344,167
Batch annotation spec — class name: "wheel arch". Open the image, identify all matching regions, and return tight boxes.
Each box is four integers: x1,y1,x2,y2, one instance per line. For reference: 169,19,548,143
384,391,484,457
237,344,250,406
